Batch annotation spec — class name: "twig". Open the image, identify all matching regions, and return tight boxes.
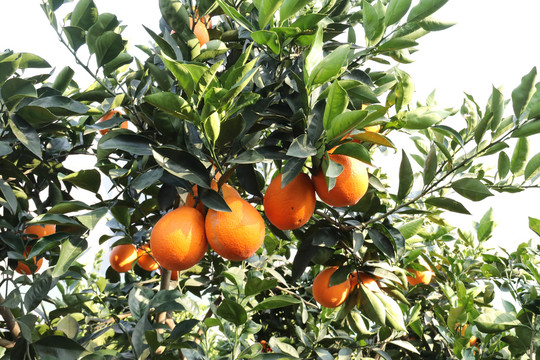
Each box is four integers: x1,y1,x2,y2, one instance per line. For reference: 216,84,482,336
0,295,21,341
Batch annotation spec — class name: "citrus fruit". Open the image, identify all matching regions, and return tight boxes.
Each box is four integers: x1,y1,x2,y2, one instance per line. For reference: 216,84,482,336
205,184,265,261
458,324,478,346
109,244,138,273
189,17,210,46
150,206,207,271
312,154,369,207
137,244,159,272
350,271,381,292
263,173,316,230
98,110,128,135
15,246,43,275
312,266,351,308
24,224,56,239
407,256,434,286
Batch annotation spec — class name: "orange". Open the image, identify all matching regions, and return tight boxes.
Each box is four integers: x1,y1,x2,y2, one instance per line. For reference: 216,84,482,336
189,17,210,46
312,267,351,308
263,173,316,230
350,271,381,292
137,244,159,272
15,246,43,275
407,256,434,286
109,244,138,273
98,110,128,135
150,206,207,270
24,224,56,239
312,154,369,207
458,324,478,347
205,184,265,261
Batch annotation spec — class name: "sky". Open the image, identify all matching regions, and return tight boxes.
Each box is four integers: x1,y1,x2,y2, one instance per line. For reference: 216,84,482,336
1,0,539,261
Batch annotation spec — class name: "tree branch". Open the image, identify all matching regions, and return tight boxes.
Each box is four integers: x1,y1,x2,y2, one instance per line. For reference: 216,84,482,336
0,295,21,341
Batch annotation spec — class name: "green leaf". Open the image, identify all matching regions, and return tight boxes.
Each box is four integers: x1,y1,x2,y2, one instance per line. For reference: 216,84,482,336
217,299,248,325
48,201,92,214
385,0,412,26
87,13,119,54
280,0,311,22
498,151,510,179
24,271,54,312
396,219,423,239
9,115,42,159
368,228,396,260
376,292,406,331
451,178,493,202
152,146,210,188
397,150,413,200
52,66,75,93
1,78,37,106
401,106,446,129
425,197,471,214
326,110,368,141
323,81,348,130
419,16,456,31
251,31,280,55
511,119,540,138
304,26,323,82
143,25,176,59
144,92,195,122
128,286,153,321
359,285,386,325
529,217,540,237
161,56,196,98
395,69,414,112
332,142,372,165
253,295,301,311
33,335,87,359
389,340,420,354
281,157,306,188
200,188,231,212
378,38,418,52
407,0,449,23
52,237,88,277
253,0,284,29
0,58,19,85
491,86,505,131
215,0,253,32
474,310,521,333
512,67,537,118
100,134,154,156
75,208,107,230
524,152,540,180
29,96,89,116
63,26,86,51
60,169,101,193
363,0,383,41
308,44,350,88
95,31,125,67
422,144,437,185
70,0,97,30
286,134,317,158
245,278,278,296
510,137,529,175
0,178,18,215
56,315,79,339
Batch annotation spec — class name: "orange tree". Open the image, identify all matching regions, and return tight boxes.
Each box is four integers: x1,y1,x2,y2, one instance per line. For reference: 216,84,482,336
0,0,539,358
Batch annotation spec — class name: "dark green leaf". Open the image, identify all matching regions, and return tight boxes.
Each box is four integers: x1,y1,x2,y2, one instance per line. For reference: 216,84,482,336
363,0,383,41
1,78,37,105
143,25,176,59
326,110,368,140
425,197,470,214
152,146,211,188
280,0,311,22
63,26,86,51
24,271,55,311
128,286,153,321
217,299,248,325
253,0,284,29
95,31,125,67
9,115,42,159
144,92,195,121
34,336,87,359
359,285,386,325
286,134,317,158
378,38,418,52
512,67,537,118
281,157,306,188
215,0,254,32
368,228,395,260
87,13,119,54
397,150,413,200
48,201,93,214
245,278,278,296
451,178,493,201
511,119,540,138
30,95,88,116
61,169,101,193
75,208,107,230
423,144,437,185
200,187,231,212
332,142,372,165
308,45,350,87
70,0,97,30
0,178,18,215
100,134,154,156
52,66,75,93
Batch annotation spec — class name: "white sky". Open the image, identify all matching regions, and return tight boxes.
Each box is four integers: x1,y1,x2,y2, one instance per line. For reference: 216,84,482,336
1,0,539,256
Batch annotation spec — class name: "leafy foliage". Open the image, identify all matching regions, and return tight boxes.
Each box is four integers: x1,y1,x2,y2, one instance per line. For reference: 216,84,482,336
0,0,539,359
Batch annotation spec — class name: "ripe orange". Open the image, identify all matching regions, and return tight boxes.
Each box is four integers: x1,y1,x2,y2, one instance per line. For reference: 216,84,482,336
458,324,478,346
407,256,435,286
24,224,56,239
312,267,351,308
189,17,210,46
98,110,128,135
312,154,369,207
263,173,316,230
15,246,43,275
137,244,159,272
205,184,265,261
109,244,138,273
150,206,208,270
350,271,381,292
